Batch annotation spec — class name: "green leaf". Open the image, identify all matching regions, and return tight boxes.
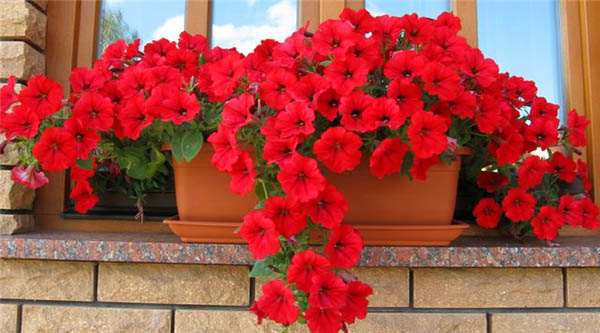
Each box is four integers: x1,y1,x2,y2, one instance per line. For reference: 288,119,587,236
171,128,204,162
318,60,332,67
76,156,94,170
249,259,273,278
117,148,148,180
400,151,414,179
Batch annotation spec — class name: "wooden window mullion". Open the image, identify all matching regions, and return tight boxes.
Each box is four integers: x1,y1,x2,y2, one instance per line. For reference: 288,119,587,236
451,0,477,47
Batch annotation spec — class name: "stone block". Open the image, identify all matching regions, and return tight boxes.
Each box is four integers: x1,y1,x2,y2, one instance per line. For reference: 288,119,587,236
0,1,47,49
0,214,34,235
0,169,35,209
0,41,44,80
491,313,600,333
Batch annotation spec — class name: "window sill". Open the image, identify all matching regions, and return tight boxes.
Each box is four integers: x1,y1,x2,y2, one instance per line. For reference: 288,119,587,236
1,231,599,267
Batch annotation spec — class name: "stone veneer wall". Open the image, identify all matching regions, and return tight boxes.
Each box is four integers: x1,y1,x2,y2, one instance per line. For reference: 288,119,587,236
0,261,599,332
0,0,45,235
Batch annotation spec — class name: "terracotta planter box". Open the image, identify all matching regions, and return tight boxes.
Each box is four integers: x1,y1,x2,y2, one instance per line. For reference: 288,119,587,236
165,147,468,245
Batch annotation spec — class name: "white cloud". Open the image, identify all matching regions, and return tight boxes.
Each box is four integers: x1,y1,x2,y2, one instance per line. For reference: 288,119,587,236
365,1,385,17
212,0,297,55
248,0,257,6
152,15,185,42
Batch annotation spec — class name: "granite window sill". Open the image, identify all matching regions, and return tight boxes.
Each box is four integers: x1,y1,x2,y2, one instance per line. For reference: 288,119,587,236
1,231,600,267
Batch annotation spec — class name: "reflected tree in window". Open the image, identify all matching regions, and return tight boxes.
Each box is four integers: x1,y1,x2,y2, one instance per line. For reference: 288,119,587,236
97,7,140,55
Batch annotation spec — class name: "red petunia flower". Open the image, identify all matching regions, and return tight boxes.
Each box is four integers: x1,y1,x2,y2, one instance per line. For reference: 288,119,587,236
256,280,300,325
287,250,331,293
530,206,562,240
72,92,114,131
421,62,460,101
364,97,406,131
11,165,49,190
117,66,157,98
474,94,502,134
372,14,403,45
410,155,440,181
178,31,208,53
33,127,77,172
494,132,524,166
289,73,329,106
277,154,327,203
118,94,154,140
579,197,600,230
448,89,476,119
476,171,509,193
324,55,369,95
558,194,582,227
70,159,96,182
64,117,101,160
386,79,424,118
155,89,201,125
264,196,306,238
548,152,577,183
249,301,267,326
309,271,348,308
207,126,241,172
460,48,499,88
275,101,316,139
473,198,503,228
348,35,383,69
324,225,363,268
221,93,254,132
166,49,198,79
313,127,362,173
315,88,342,121
339,90,374,132
407,111,448,159
577,160,593,192
259,68,297,110
312,19,356,57
525,119,559,150
339,8,376,34
567,109,589,147
0,104,40,139
369,137,409,179
340,280,373,324
17,75,63,118
401,13,435,45
530,97,559,121
384,50,426,81
151,65,183,89
502,187,536,222
69,67,106,95
0,76,18,112
517,156,548,189
262,138,297,166
238,210,280,259
69,180,99,214
229,150,256,195
305,306,343,333
304,184,348,230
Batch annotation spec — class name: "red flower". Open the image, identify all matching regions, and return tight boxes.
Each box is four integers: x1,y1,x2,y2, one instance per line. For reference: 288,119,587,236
155,89,200,125
277,154,327,203
460,48,499,88
313,127,362,173
324,225,363,268
531,206,562,240
118,94,154,140
312,19,356,57
0,76,18,112
567,109,589,147
530,97,559,121
401,13,435,45
69,67,106,94
207,127,241,172
238,210,280,259
324,55,369,95
476,171,509,193
166,49,198,79
275,101,315,139
407,111,448,159
410,155,440,180
229,150,256,195
257,280,300,325
340,281,373,324
364,97,406,130
475,94,502,134
72,92,114,131
117,66,156,98
339,90,374,132
558,194,582,227
33,127,77,172
69,180,99,213
384,50,426,81
369,137,409,179
64,118,101,160
517,156,548,189
502,188,536,222
289,73,329,105
11,165,49,190
309,271,348,308
315,88,342,121
548,152,577,183
259,68,297,110
0,105,40,139
262,138,297,166
448,89,476,119
264,196,306,238
473,198,502,228
386,79,424,118
222,93,254,132
580,198,600,230
70,160,96,182
287,250,330,292
249,301,267,326
305,306,343,333
339,8,376,34
577,160,593,192
18,75,63,118
421,62,460,101
525,119,558,150
305,184,348,229
504,76,537,107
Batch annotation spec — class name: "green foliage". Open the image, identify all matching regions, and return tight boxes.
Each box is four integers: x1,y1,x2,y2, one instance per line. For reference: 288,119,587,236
171,127,204,163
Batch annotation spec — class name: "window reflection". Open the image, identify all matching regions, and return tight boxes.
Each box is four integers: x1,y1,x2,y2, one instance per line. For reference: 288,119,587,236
365,0,450,18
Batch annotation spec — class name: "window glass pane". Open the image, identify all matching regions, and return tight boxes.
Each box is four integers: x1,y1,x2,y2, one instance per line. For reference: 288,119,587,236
365,0,450,19
97,0,186,56
477,0,565,116
212,0,298,54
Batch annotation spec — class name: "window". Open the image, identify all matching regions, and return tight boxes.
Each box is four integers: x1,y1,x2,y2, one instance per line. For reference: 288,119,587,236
477,0,565,118
365,0,450,18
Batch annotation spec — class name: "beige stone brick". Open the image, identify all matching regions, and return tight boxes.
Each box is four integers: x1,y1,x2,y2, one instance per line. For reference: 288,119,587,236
0,133,23,165
349,313,486,333
174,310,299,333
22,305,171,332
0,259,94,301
350,267,409,307
0,1,47,49
29,0,47,11
0,169,35,209
567,268,600,307
0,214,34,235
0,41,44,80
98,262,249,305
414,268,563,308
0,304,18,333
491,313,600,333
